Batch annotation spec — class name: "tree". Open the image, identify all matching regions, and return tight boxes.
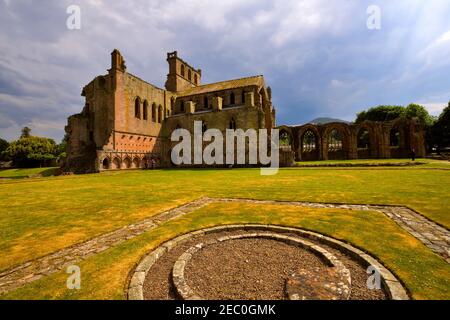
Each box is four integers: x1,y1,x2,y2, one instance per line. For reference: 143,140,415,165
355,104,435,127
0,138,9,161
56,133,69,162
429,102,450,153
4,136,57,167
20,126,31,139
355,105,405,123
404,104,435,126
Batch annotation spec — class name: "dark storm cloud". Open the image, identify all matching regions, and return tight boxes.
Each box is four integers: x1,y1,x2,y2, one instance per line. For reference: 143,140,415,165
0,0,450,141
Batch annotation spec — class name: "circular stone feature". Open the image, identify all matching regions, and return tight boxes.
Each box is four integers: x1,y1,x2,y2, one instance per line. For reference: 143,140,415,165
131,225,407,300
173,233,351,300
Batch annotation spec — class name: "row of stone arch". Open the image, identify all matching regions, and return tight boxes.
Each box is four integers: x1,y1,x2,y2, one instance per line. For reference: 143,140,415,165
278,119,424,161
101,154,161,170
134,97,163,123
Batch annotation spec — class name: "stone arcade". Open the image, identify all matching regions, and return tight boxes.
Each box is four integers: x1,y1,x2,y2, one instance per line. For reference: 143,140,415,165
64,50,425,173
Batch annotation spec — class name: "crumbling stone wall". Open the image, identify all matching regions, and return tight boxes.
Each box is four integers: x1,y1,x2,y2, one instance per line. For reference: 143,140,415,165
278,118,426,162
65,50,274,172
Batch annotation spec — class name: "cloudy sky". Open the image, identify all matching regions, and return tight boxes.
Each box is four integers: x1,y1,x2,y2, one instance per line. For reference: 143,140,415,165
1,0,450,141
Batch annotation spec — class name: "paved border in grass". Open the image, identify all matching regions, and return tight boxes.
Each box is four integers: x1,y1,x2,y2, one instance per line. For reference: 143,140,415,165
1,197,448,295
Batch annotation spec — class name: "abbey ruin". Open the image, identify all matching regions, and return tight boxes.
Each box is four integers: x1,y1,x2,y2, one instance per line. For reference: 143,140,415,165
64,50,426,173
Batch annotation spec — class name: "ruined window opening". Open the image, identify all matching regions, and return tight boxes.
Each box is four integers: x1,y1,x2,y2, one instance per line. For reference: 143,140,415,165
390,128,400,147
158,105,163,123
280,130,292,147
357,129,370,149
134,97,141,119
194,74,198,85
188,69,192,81
302,130,317,152
328,129,343,151
241,91,245,104
230,92,235,105
181,64,185,77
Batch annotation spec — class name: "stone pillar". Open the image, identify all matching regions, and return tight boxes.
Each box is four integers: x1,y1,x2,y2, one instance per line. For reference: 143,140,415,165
212,96,223,111
347,133,357,159
245,92,255,107
321,135,328,160
186,101,195,114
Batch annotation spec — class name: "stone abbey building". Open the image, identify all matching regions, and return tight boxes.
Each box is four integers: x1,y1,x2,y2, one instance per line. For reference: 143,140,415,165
65,50,425,172
65,50,275,172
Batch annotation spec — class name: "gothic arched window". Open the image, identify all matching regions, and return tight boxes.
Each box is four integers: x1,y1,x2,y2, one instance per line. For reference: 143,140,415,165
302,130,316,152
134,97,141,119
328,129,343,151
357,128,370,149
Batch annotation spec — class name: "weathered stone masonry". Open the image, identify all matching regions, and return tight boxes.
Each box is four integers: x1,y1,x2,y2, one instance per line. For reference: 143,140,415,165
65,50,275,173
65,49,426,173
277,118,426,161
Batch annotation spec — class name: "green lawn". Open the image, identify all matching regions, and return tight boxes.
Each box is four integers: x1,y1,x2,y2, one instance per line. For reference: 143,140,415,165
1,202,449,300
0,167,59,179
296,158,450,168
0,164,449,299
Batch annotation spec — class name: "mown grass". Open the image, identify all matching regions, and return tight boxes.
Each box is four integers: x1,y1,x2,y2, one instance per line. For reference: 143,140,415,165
297,158,450,168
1,202,448,300
0,167,59,179
0,167,449,273
0,165,448,299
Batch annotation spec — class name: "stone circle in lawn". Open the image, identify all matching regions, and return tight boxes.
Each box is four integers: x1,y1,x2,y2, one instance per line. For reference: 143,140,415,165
128,225,409,300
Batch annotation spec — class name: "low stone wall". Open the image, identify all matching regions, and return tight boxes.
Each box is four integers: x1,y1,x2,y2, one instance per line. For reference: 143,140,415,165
128,224,409,300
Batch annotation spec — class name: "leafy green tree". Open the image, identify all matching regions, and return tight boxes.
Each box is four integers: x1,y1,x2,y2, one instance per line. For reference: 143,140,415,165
429,102,450,153
20,126,31,138
355,105,405,123
56,133,69,161
4,136,57,167
405,104,435,126
0,138,9,161
356,104,435,127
